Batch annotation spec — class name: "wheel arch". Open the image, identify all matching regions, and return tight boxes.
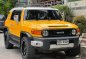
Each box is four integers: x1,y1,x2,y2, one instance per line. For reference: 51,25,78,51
20,31,33,46
20,31,32,38
3,27,9,32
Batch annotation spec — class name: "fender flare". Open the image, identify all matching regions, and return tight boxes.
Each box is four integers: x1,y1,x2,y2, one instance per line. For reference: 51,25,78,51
3,26,9,32
20,31,33,40
20,31,33,47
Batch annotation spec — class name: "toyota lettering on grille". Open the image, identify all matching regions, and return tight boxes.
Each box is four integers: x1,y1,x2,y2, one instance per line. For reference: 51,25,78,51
56,31,64,34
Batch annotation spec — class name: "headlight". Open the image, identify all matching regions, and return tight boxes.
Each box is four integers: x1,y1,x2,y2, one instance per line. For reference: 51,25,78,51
42,30,48,37
72,29,76,35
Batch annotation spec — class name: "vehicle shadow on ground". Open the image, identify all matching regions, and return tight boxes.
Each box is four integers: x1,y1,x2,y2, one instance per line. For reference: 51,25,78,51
35,52,76,59
13,47,77,59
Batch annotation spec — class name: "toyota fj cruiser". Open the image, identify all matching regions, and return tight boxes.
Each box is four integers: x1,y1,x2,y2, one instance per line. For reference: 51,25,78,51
4,7,80,59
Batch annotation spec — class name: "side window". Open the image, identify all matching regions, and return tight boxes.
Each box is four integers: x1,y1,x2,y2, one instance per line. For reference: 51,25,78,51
11,10,22,22
25,10,35,20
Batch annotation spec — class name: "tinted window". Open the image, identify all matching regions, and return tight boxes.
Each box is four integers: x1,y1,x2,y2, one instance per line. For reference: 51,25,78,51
0,15,5,21
11,10,22,21
25,10,62,20
0,15,4,19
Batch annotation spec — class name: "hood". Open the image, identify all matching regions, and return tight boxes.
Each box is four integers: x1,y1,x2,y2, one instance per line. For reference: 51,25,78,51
24,20,78,30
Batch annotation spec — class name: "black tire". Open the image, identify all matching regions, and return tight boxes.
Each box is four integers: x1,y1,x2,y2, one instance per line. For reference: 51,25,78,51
4,31,13,49
65,45,81,57
21,36,36,59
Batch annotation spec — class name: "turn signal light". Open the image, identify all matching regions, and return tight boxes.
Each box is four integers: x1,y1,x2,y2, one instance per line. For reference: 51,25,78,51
76,29,80,36
31,30,41,35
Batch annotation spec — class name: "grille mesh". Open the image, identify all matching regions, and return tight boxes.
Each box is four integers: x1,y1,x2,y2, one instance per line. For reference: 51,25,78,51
46,29,74,37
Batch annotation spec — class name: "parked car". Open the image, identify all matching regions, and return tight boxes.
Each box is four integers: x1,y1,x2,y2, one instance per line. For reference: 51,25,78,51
4,7,80,59
0,14,6,31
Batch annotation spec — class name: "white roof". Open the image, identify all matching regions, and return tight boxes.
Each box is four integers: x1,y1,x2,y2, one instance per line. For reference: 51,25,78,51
25,7,58,10
10,7,24,12
10,7,58,12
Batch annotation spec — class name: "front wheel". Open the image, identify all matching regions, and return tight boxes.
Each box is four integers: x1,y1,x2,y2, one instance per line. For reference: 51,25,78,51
65,45,81,57
21,36,36,59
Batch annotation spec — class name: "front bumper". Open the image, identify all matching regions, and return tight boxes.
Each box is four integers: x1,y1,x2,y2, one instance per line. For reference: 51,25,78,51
31,36,79,51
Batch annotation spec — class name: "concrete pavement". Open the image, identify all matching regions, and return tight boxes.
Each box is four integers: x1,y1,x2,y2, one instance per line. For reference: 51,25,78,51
81,37,86,59
0,33,22,59
0,33,81,59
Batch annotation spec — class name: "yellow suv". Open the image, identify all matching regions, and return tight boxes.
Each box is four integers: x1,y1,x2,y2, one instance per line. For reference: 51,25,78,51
4,7,80,59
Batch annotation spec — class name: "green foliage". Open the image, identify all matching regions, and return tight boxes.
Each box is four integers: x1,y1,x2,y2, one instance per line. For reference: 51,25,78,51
73,16,86,33
3,1,12,15
0,0,15,16
0,0,4,14
52,5,73,22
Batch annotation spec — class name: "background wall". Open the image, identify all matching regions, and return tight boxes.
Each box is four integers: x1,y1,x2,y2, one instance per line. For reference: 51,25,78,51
64,0,86,17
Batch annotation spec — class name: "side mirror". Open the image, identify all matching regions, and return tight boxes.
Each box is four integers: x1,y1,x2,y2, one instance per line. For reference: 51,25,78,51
13,15,19,22
61,12,65,20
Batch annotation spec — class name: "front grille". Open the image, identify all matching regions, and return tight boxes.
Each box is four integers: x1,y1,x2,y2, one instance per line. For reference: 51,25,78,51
47,29,74,37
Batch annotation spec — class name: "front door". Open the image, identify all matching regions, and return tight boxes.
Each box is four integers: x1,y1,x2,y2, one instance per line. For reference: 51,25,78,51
9,10,22,41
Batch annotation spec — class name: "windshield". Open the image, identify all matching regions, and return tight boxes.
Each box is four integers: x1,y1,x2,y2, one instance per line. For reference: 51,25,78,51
25,10,62,20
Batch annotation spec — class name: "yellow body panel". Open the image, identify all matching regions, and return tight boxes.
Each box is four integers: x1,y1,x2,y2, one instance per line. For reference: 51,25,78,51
5,9,79,38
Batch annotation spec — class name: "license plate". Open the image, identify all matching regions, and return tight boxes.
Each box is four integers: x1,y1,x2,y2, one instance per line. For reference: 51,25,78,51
57,40,69,45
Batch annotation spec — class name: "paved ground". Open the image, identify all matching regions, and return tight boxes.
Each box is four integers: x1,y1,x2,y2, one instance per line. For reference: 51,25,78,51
0,33,82,59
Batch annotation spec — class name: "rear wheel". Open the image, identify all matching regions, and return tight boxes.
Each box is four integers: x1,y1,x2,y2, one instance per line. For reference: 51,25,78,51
4,31,13,49
21,36,36,59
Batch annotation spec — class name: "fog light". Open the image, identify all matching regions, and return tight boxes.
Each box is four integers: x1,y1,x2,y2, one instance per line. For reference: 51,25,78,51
31,41,43,47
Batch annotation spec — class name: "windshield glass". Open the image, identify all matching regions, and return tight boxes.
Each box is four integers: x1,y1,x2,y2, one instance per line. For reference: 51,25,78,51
25,10,62,20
